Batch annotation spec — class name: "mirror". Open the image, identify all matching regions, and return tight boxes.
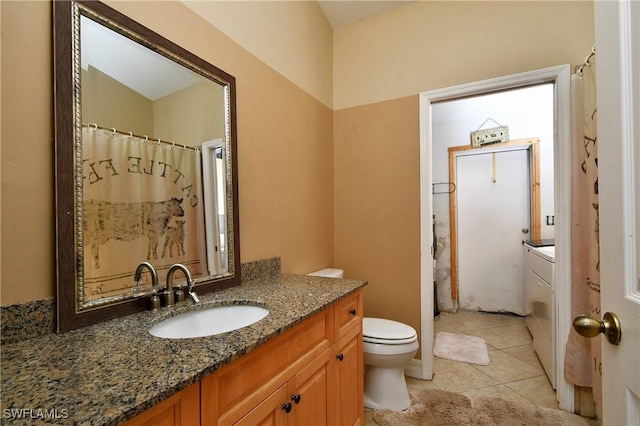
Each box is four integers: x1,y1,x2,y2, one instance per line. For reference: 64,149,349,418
54,1,240,331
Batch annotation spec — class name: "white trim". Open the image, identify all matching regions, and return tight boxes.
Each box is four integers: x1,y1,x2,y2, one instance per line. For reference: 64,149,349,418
201,139,226,276
552,65,575,413
419,88,435,380
418,65,574,411
618,0,639,301
404,358,423,379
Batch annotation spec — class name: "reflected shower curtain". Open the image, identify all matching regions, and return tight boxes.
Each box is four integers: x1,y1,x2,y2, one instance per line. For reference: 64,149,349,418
82,127,206,301
565,59,602,405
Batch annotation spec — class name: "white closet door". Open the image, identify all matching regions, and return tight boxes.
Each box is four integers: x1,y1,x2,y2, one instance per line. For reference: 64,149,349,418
457,148,530,315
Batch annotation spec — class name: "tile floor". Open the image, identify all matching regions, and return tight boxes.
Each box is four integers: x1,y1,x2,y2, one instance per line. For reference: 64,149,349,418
364,310,560,425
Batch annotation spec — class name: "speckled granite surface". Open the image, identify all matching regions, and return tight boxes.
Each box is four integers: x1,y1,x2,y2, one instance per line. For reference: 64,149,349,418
0,298,55,345
0,273,366,425
240,256,281,282
0,257,281,345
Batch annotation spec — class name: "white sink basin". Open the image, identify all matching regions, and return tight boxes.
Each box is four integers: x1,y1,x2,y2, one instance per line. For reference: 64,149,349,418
149,305,269,339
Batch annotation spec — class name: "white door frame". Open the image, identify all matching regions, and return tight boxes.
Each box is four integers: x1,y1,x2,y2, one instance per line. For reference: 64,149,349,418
418,64,574,411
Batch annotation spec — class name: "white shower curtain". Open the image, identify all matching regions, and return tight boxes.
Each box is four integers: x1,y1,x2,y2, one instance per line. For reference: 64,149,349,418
82,126,207,300
565,58,602,406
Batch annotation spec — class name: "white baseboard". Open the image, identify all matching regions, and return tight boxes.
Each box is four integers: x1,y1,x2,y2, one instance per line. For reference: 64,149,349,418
404,358,422,379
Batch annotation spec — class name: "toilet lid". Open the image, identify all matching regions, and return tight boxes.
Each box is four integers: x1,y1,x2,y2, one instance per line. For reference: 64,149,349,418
363,318,417,344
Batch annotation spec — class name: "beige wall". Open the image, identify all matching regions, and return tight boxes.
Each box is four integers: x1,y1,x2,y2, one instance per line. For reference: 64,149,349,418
334,1,595,357
83,66,226,146
334,95,421,328
0,1,334,305
153,81,226,146
1,1,54,305
183,0,334,108
82,66,155,136
334,1,596,109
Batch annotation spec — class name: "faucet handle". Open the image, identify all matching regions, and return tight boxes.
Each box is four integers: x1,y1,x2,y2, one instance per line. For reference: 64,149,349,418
174,286,185,303
149,289,161,311
133,262,161,310
188,290,200,304
160,288,174,308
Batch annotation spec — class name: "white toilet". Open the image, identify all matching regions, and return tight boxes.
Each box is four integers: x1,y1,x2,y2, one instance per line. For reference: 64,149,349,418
307,268,344,279
307,268,419,411
362,317,418,410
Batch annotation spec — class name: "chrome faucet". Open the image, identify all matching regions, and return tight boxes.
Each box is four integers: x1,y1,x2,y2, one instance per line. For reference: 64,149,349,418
134,262,160,310
165,263,199,306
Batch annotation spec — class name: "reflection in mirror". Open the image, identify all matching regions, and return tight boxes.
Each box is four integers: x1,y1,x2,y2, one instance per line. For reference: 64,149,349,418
54,1,239,331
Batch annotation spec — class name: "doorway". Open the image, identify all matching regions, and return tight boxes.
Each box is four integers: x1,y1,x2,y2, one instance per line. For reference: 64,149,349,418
432,85,553,313
418,65,574,410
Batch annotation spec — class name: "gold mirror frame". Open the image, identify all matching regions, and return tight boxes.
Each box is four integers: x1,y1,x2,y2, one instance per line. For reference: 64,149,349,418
54,1,240,332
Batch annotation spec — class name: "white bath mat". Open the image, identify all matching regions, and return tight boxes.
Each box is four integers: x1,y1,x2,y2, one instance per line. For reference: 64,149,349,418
433,332,490,365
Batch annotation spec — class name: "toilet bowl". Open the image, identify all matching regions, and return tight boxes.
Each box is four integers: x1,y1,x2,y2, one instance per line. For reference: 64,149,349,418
363,317,418,411
307,268,419,411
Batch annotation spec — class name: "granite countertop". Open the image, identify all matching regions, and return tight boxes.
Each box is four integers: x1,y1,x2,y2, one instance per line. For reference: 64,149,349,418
0,274,366,425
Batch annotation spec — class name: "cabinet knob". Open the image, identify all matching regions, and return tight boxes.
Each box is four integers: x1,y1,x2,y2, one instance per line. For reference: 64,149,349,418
291,394,301,404
336,353,344,361
281,402,292,413
349,309,357,316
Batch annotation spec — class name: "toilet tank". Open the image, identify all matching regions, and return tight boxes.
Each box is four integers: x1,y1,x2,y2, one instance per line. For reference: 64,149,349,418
307,268,344,279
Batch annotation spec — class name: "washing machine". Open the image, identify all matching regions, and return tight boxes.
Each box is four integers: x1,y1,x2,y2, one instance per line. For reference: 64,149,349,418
524,242,556,388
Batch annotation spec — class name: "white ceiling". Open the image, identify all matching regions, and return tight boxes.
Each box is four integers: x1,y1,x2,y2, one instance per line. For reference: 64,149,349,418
81,16,203,101
317,0,414,28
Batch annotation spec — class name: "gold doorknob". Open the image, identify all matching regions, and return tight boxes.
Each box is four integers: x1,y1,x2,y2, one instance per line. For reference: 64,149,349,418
573,312,622,345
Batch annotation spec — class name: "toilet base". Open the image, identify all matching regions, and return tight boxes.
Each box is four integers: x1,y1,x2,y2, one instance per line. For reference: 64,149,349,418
363,364,411,411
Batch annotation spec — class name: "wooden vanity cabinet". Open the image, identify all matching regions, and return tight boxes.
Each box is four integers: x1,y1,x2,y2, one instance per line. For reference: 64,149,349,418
204,290,363,426
126,290,363,426
122,382,200,426
203,306,334,426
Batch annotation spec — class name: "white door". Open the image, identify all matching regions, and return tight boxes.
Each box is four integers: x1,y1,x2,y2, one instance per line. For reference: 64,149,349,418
594,0,640,423
457,148,529,315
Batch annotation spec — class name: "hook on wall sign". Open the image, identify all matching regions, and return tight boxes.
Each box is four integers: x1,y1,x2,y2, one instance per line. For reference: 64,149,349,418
470,117,509,148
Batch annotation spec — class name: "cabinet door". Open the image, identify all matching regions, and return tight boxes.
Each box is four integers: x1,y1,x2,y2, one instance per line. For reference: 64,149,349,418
122,382,200,426
333,327,363,426
288,349,332,426
206,308,332,424
233,385,288,426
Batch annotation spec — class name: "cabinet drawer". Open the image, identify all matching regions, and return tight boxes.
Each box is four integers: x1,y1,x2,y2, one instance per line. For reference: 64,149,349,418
527,248,554,283
531,272,552,338
334,291,362,340
203,308,333,424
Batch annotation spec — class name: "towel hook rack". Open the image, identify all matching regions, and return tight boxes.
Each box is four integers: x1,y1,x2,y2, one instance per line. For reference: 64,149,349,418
432,182,456,195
